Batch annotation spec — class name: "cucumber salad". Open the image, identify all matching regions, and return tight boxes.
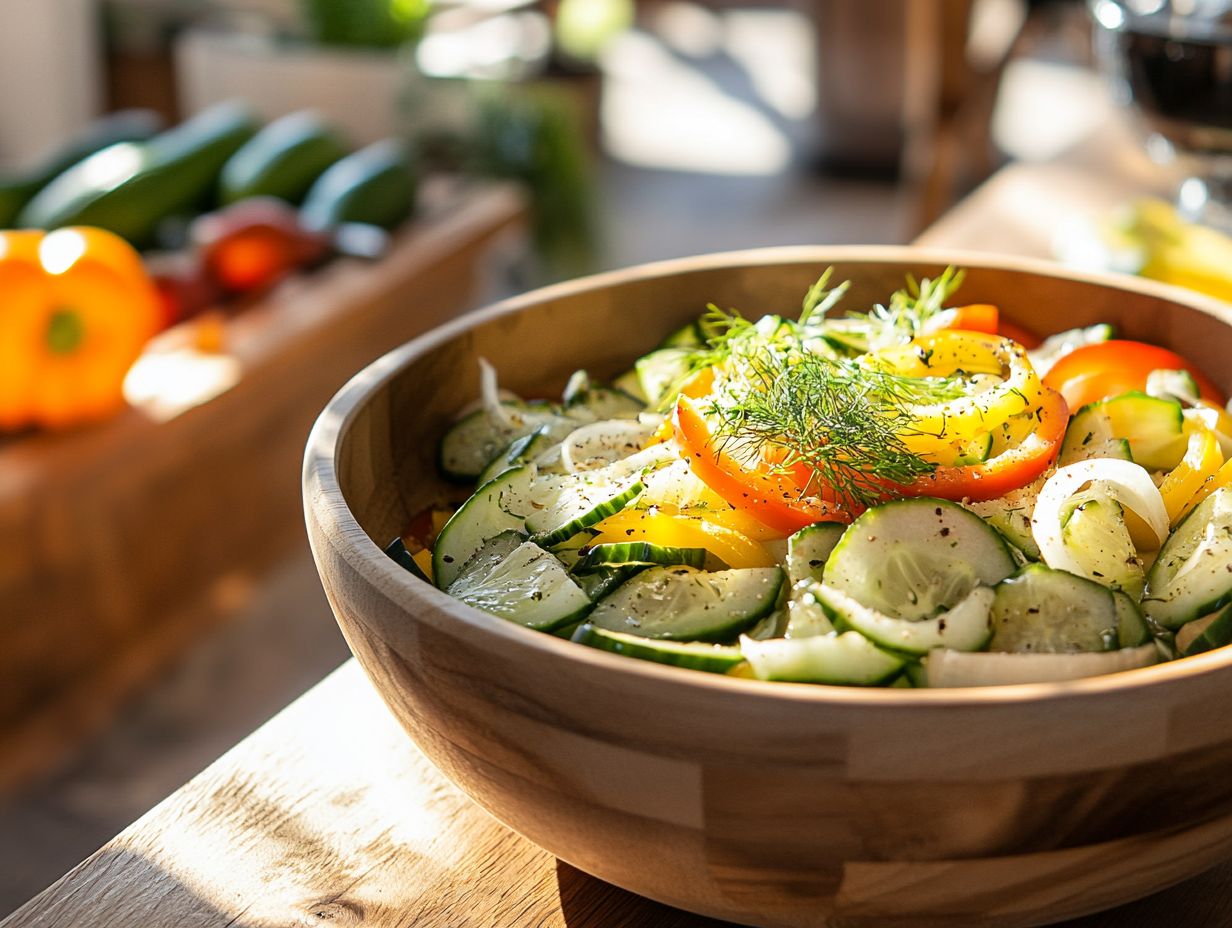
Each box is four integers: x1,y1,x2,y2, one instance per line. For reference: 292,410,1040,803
389,268,1232,687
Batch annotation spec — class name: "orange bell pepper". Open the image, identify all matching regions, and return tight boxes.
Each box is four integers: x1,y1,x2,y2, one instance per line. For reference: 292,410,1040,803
0,227,160,430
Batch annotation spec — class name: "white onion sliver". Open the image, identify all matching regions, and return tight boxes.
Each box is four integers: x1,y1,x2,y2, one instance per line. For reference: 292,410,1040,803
560,419,656,474
1031,459,1169,573
478,357,515,428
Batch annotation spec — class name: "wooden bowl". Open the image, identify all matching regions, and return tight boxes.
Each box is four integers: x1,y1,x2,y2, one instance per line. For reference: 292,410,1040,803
303,247,1232,928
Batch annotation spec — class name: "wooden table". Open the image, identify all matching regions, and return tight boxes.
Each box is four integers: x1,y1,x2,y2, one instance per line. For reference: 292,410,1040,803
6,127,1232,928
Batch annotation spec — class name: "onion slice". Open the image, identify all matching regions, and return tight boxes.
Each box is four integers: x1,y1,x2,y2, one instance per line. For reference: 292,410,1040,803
560,420,657,473
1031,459,1169,574
478,356,516,428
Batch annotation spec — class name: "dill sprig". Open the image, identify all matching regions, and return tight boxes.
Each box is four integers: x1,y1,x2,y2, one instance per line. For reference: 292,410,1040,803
697,305,964,508
841,266,967,350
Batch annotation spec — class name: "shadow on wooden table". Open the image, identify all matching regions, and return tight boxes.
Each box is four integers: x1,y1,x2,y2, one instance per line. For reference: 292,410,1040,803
556,860,737,927
554,857,1232,928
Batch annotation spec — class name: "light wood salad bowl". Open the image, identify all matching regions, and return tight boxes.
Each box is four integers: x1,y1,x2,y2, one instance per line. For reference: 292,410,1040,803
304,247,1232,927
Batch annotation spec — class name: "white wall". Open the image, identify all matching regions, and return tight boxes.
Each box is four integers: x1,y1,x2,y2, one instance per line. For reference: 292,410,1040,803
0,0,103,170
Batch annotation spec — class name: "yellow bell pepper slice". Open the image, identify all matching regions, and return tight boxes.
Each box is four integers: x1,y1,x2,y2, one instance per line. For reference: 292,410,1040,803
1159,425,1224,523
1178,451,1232,522
590,508,776,568
865,331,1044,458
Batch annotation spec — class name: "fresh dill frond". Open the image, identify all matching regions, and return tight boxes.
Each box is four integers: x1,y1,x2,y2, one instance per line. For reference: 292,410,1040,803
853,266,966,349
800,268,851,325
702,323,964,507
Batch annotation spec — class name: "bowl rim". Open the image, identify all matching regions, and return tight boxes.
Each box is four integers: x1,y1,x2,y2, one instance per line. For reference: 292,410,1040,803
304,244,1232,709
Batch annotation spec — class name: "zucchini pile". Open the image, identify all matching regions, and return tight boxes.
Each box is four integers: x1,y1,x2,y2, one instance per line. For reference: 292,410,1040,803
384,287,1232,688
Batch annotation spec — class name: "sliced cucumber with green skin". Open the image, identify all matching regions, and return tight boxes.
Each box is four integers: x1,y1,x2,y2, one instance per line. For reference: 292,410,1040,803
439,402,571,482
784,583,836,638
611,368,648,404
433,465,534,589
574,564,643,601
745,609,788,640
588,565,783,642
1027,323,1115,376
559,419,656,474
576,542,706,573
446,540,591,631
635,348,693,408
1061,392,1185,472
1144,487,1232,628
1059,436,1133,467
526,475,644,548
384,536,428,582
659,321,704,349
740,631,905,685
1176,603,1232,656
919,643,1158,687
562,370,645,418
444,530,526,592
1060,489,1145,598
1146,368,1200,406
989,564,1118,653
1113,590,1152,648
966,475,1045,561
571,623,744,673
477,425,556,487
823,498,1016,621
786,522,845,584
817,583,994,656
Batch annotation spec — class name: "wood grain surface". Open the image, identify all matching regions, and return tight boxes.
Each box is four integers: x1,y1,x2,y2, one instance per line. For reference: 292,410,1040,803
3,660,1232,928
0,181,525,797
304,247,1232,927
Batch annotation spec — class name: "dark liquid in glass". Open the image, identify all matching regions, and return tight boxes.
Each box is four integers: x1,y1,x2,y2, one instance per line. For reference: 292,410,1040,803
1115,22,1232,156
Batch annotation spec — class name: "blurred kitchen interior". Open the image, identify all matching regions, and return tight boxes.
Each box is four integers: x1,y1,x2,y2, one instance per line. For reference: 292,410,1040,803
0,0,1107,915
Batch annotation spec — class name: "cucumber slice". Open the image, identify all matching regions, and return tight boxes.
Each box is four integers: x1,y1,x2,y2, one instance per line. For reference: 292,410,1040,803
740,631,905,685
433,464,534,589
562,370,645,418
1028,323,1115,376
786,522,845,584
659,321,705,349
1176,604,1232,656
611,368,648,404
588,565,783,642
635,348,693,408
444,530,525,592
384,536,428,582
576,542,706,573
988,564,1118,653
1059,489,1145,598
784,583,836,638
574,564,642,601
1113,590,1152,648
439,401,570,482
477,425,556,487
920,643,1158,687
571,623,743,673
1061,392,1185,472
1146,368,1200,406
823,498,1016,621
526,474,645,548
1058,436,1133,467
447,540,591,631
816,583,994,655
966,474,1046,560
1144,487,1232,628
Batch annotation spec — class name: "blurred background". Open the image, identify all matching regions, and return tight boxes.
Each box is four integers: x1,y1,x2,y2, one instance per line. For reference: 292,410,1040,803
0,0,1220,915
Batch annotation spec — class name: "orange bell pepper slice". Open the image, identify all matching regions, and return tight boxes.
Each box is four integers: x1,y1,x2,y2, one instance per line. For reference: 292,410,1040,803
673,395,850,534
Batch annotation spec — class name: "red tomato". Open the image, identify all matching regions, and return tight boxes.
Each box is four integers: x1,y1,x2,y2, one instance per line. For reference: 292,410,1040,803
1042,340,1225,410
673,396,850,534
